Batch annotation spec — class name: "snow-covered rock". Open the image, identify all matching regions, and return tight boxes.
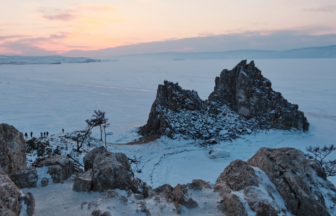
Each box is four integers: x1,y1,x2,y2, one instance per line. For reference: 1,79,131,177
139,60,309,142
0,124,27,174
0,171,35,216
73,169,93,192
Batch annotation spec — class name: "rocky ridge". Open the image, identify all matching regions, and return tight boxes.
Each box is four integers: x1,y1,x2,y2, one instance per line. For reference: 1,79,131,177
77,147,336,216
139,60,309,142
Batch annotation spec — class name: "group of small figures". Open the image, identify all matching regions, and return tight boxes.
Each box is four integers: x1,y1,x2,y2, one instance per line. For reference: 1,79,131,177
24,128,65,139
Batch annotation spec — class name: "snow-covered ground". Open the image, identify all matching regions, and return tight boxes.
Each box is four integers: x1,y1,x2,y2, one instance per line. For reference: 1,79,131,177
1,58,336,213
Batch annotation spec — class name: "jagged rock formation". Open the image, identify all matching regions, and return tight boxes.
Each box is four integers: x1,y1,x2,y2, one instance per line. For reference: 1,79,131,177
0,171,35,216
0,124,27,174
139,60,309,141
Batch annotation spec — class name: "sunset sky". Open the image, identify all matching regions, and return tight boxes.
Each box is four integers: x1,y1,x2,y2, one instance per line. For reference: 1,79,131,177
1,0,336,55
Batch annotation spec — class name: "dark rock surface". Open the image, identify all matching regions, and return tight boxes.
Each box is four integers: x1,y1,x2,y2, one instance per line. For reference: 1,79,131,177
139,61,309,141
39,155,74,181
247,147,335,216
9,167,38,188
73,169,93,192
92,152,132,192
208,60,309,131
83,146,107,172
0,124,27,174
0,171,35,216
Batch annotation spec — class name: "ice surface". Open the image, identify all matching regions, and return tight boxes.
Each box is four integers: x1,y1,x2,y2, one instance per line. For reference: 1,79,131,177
0,55,101,65
1,58,336,215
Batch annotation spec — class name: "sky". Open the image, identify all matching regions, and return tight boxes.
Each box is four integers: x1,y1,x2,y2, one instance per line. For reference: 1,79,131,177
1,0,336,56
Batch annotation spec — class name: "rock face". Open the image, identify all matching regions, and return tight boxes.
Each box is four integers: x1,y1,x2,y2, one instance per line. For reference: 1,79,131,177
139,61,309,141
83,146,108,171
214,147,336,216
9,167,38,188
247,147,335,216
39,155,74,182
0,171,35,216
92,152,132,192
208,60,309,131
73,169,93,192
0,124,27,174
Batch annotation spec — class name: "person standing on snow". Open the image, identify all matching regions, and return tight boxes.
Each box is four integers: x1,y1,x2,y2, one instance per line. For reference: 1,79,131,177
47,132,49,136
40,132,42,137
31,132,33,137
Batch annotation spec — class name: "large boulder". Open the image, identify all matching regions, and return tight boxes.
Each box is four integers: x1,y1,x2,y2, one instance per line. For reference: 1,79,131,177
9,167,38,188
139,61,309,141
247,147,336,216
0,171,35,216
92,152,132,192
83,147,108,171
39,155,74,181
0,124,27,174
73,169,93,192
213,147,336,216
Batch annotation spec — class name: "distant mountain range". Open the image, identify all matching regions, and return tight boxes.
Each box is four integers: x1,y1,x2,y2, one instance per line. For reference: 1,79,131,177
0,55,101,65
118,45,336,60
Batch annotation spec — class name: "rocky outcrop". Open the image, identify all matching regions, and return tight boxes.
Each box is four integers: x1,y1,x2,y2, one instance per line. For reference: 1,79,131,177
92,152,132,192
208,60,309,130
130,177,151,198
139,61,309,141
39,155,74,181
0,124,27,174
73,169,93,192
0,171,35,216
214,147,336,216
247,147,335,216
9,167,38,188
83,146,107,171
173,184,198,212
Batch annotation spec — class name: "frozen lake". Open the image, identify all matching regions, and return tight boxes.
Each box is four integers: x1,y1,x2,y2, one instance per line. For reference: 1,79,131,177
1,58,336,186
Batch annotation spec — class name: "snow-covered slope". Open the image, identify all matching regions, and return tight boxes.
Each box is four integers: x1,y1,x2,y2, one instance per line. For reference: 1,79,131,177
0,55,101,65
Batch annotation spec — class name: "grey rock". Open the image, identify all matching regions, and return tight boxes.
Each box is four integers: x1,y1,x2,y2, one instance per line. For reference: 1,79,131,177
92,152,132,192
83,147,108,171
217,193,247,216
73,169,93,192
0,171,35,216
40,155,74,181
134,193,144,200
130,177,151,198
41,177,49,187
173,184,198,209
139,61,309,140
9,167,38,188
247,147,334,216
0,124,27,174
47,165,63,183
187,179,211,190
215,159,258,192
151,184,174,201
208,60,309,131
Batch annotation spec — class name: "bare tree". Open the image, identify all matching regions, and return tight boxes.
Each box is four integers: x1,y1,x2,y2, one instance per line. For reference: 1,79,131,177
306,145,336,177
103,122,111,148
93,110,108,141
76,114,101,152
